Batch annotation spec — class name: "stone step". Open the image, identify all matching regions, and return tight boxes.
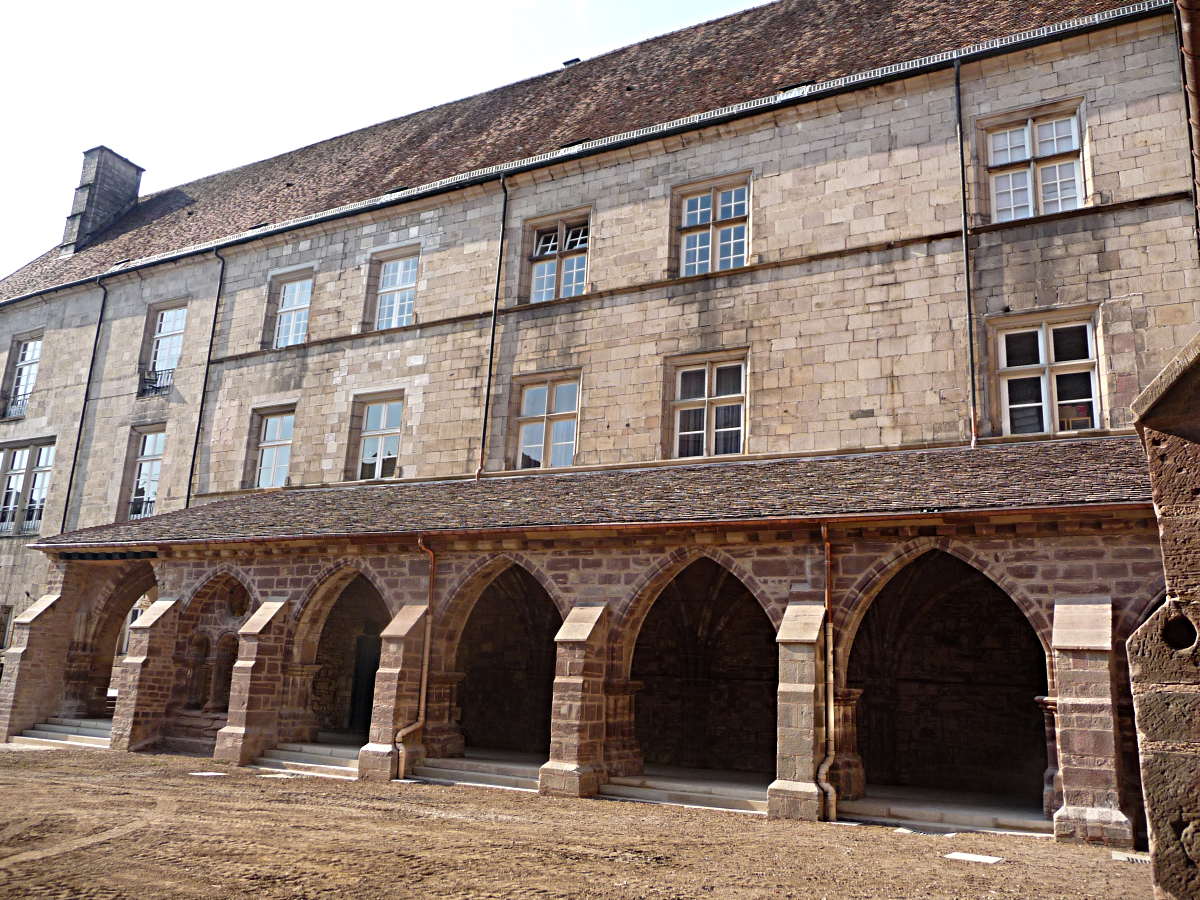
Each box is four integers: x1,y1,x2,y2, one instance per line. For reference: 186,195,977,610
599,782,768,814
160,735,217,756
412,765,540,792
12,731,111,750
838,797,1052,835
46,717,113,734
607,773,769,801
34,722,114,740
423,755,544,781
248,755,358,780
276,742,362,761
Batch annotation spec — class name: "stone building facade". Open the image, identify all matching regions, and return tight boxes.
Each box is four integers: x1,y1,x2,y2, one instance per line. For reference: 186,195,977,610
0,0,1195,847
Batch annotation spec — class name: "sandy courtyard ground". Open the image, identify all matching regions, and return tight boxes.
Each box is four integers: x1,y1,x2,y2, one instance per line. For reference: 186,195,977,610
0,746,1151,899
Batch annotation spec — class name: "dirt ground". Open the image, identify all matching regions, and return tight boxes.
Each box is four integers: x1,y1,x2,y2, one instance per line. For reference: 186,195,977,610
0,746,1151,899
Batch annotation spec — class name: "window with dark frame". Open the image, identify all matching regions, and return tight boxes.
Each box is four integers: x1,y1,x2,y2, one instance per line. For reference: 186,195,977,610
997,320,1099,435
516,378,579,469
672,359,745,458
679,183,748,277
530,219,589,303
987,111,1083,222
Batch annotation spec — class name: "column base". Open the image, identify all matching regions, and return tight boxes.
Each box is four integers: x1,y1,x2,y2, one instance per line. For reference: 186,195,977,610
213,725,257,766
767,779,822,821
538,760,603,798
1053,805,1133,847
358,742,400,781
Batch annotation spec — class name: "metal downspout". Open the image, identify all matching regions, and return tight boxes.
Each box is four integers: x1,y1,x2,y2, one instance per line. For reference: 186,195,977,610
475,176,509,479
396,534,435,750
815,524,838,821
58,276,108,533
185,248,226,507
954,59,980,449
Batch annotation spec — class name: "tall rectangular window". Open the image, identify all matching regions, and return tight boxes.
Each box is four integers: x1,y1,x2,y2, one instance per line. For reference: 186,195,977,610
140,307,186,396
376,255,418,330
22,445,54,533
672,359,745,458
358,399,403,480
255,412,294,487
679,183,748,277
529,219,589,303
0,449,28,535
273,278,311,348
0,443,54,536
997,320,1099,435
988,112,1082,222
6,338,41,418
128,430,165,519
516,378,579,469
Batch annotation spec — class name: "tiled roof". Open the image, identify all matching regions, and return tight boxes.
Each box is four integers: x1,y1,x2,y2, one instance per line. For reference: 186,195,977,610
1,0,1132,302
35,437,1151,549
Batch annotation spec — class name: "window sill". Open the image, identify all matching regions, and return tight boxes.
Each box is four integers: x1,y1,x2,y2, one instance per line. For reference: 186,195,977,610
970,191,1190,235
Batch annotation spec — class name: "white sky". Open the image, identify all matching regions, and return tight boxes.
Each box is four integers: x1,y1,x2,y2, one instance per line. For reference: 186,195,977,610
1,0,763,280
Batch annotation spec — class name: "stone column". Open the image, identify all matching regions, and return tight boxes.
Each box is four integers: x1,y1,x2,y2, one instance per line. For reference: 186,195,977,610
214,598,290,767
602,679,643,777
423,671,465,758
359,602,428,782
110,598,181,752
0,593,78,741
828,687,865,800
1051,596,1134,847
768,598,825,821
539,603,608,798
1035,695,1063,819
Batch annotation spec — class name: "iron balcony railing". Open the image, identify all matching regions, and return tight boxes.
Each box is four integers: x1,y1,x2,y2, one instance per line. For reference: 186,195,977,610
138,368,174,397
3,392,31,418
128,497,156,520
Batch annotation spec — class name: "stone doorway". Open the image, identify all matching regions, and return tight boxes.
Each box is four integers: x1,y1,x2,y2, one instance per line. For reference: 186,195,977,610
629,558,777,778
843,550,1049,827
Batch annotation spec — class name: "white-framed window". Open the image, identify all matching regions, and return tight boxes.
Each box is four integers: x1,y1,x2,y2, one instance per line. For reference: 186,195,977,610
988,112,1083,222
529,219,589,303
516,378,579,469
679,183,748,276
254,412,294,488
6,338,41,418
273,278,311,348
0,443,55,535
672,360,746,458
128,430,165,520
357,399,403,480
375,255,418,330
149,307,187,373
997,320,1099,435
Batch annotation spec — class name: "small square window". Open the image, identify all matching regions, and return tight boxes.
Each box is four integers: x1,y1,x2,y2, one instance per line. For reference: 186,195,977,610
671,358,746,458
677,180,749,276
997,319,1098,435
986,110,1083,222
528,217,589,303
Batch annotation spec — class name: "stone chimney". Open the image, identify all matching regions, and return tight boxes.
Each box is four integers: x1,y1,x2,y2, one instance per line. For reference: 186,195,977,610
60,146,143,255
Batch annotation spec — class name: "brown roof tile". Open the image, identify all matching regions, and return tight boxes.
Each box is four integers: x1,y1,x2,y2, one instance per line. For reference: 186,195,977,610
35,437,1151,549
1,0,1131,302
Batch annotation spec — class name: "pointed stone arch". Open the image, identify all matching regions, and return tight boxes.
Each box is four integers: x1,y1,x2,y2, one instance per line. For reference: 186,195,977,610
291,561,391,666
179,565,260,615
837,537,1051,687
612,545,779,679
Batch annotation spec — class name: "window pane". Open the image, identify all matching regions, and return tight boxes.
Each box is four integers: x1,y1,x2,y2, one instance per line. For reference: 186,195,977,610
521,385,547,417
717,186,747,220
683,194,712,227
377,287,415,329
677,407,705,458
1057,399,1096,431
534,229,559,256
1036,117,1077,155
552,381,578,413
1009,405,1045,434
681,232,710,276
713,364,742,397
519,422,544,469
380,256,418,290
35,445,55,468
277,414,294,441
717,224,746,270
563,224,589,250
1055,371,1093,403
990,125,1029,165
993,170,1032,222
531,259,557,303
550,419,576,467
380,435,400,478
1051,325,1089,362
280,279,312,310
1040,161,1079,214
384,401,404,429
678,369,706,400
1004,331,1041,367
364,403,383,433
561,254,587,297
1007,376,1042,406
360,435,380,471
714,403,742,430
157,307,187,336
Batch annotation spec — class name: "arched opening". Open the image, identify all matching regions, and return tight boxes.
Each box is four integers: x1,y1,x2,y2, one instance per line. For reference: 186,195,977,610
309,574,390,742
629,558,777,778
846,550,1048,816
162,577,253,755
454,564,561,757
